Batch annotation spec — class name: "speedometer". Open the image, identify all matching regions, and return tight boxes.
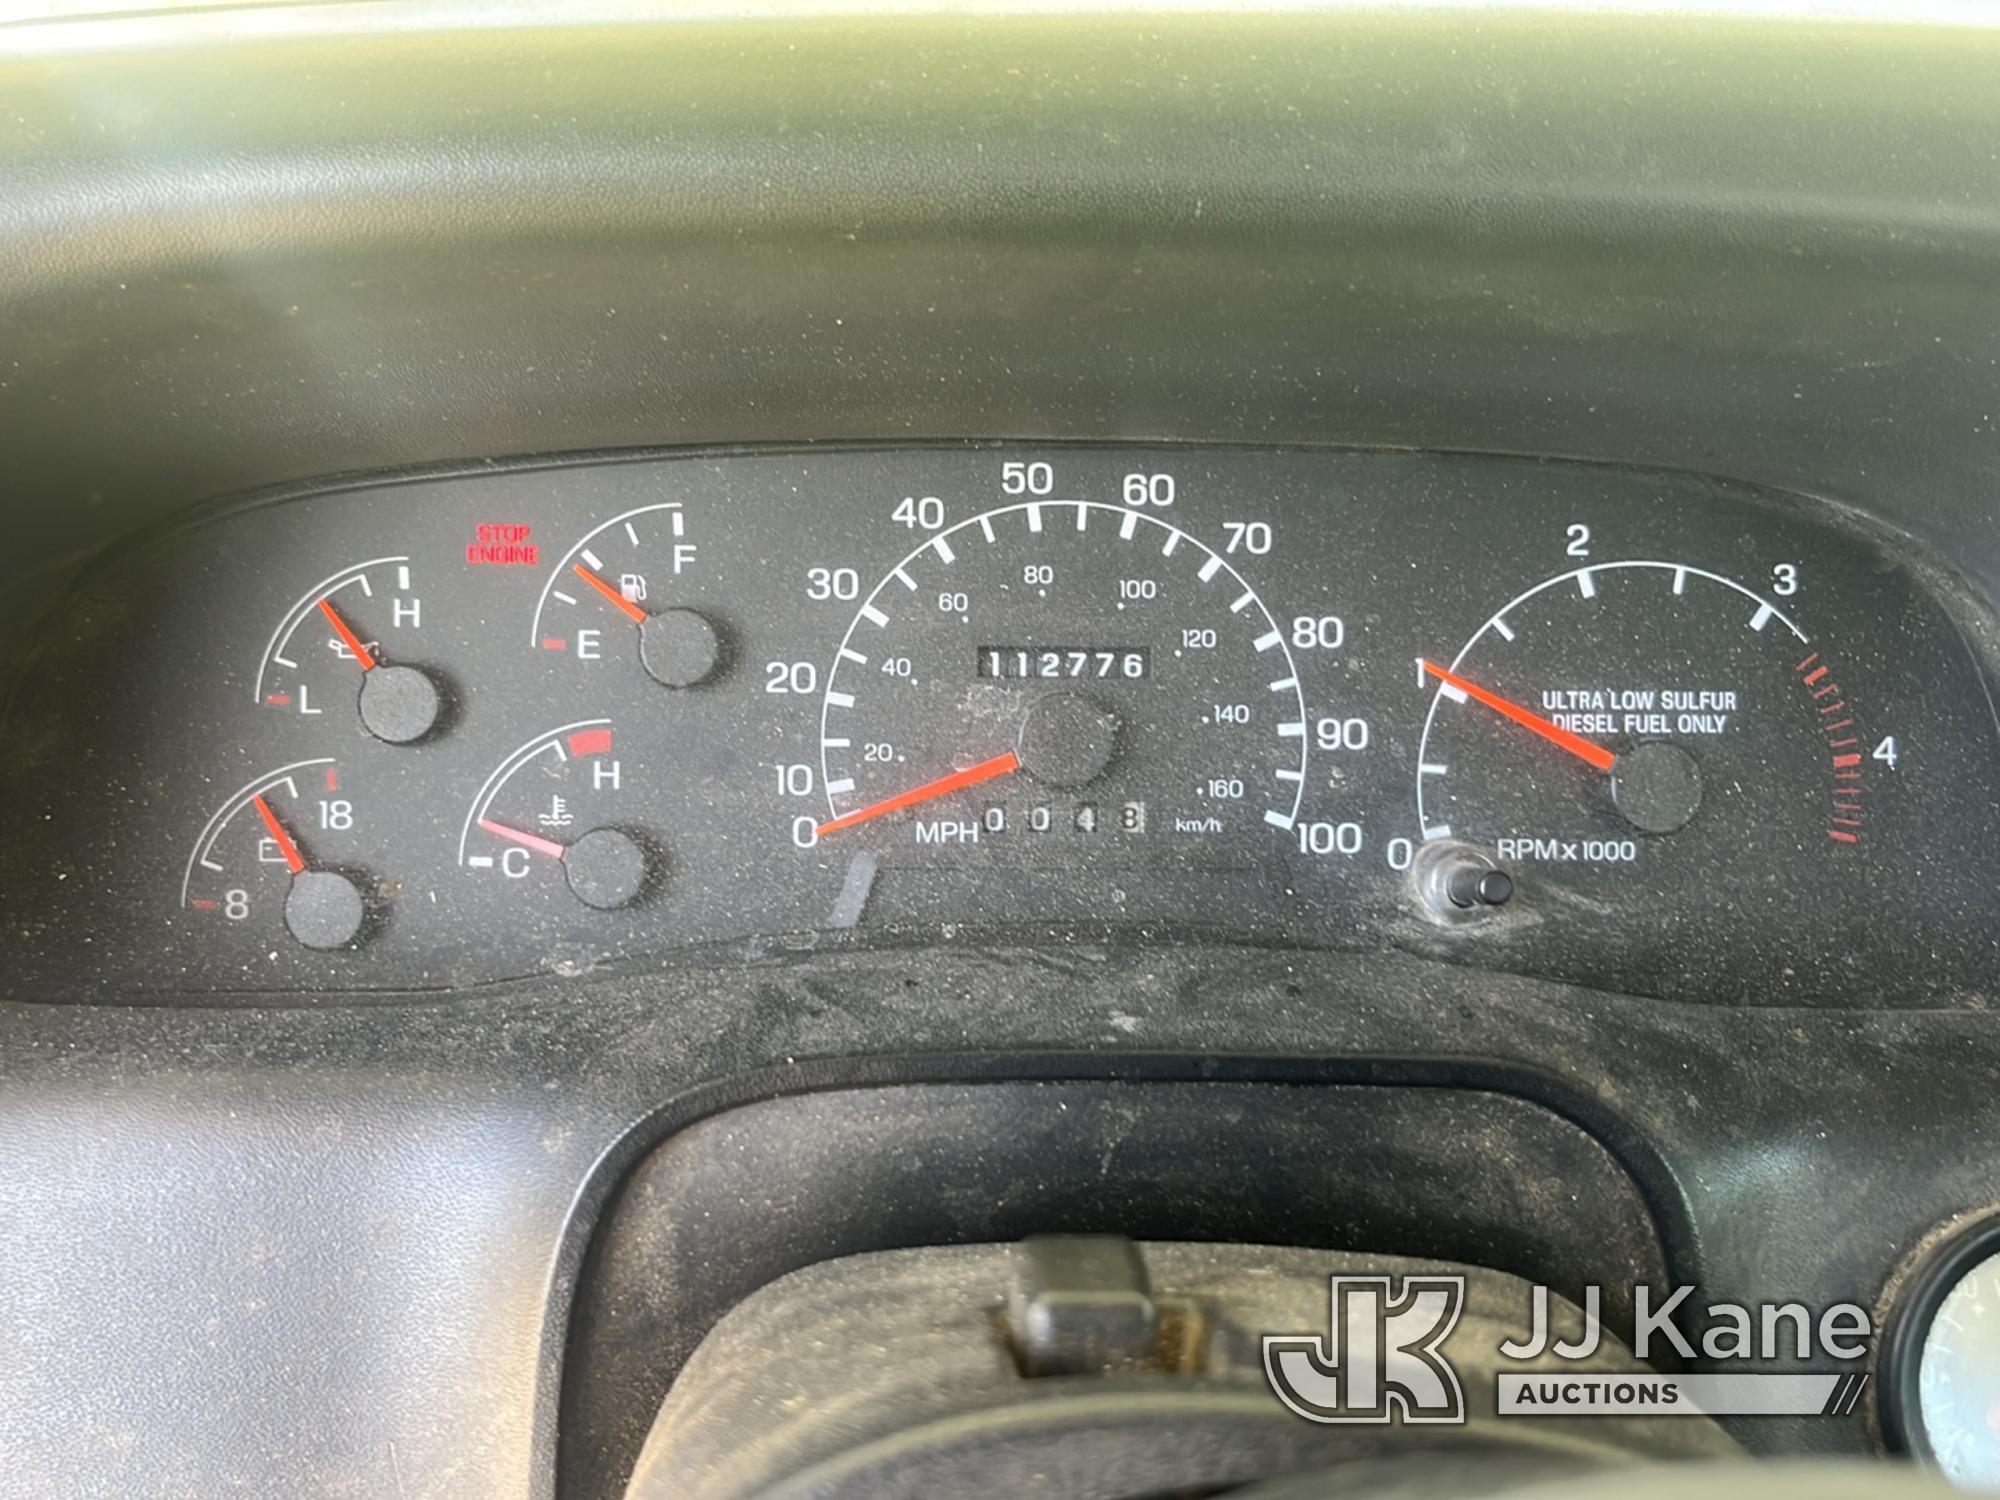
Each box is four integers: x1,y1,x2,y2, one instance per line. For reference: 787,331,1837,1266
813,496,1309,854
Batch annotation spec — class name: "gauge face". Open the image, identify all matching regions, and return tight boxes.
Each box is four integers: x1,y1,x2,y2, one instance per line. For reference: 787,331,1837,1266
255,557,443,743
1916,1255,2000,1488
530,504,722,689
1887,1222,2000,1489
815,500,1308,854
1415,561,1866,894
459,721,658,910
182,759,377,951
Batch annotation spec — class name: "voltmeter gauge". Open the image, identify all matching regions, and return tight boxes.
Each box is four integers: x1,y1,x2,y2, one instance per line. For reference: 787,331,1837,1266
458,720,657,910
530,504,724,689
181,759,377,950
254,556,444,744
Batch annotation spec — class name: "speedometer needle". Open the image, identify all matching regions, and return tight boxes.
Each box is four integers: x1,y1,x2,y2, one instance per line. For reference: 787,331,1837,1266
817,750,1022,836
1420,659,1616,773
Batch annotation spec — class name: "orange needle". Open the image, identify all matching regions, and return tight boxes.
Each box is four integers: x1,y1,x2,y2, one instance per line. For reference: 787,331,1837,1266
817,750,1022,837
317,597,377,672
573,564,647,625
1421,659,1617,773
252,794,307,875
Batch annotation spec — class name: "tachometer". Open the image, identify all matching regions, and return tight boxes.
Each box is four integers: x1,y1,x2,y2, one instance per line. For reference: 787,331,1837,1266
813,500,1309,853
1413,559,1872,912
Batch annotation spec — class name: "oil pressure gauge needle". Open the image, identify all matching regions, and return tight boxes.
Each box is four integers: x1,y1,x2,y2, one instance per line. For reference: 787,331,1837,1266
1420,659,1616,773
817,750,1022,837
317,594,442,744
317,597,377,672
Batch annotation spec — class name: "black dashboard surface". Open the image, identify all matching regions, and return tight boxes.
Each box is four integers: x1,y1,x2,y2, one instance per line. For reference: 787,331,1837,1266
7,446,1998,1007
5,7,2000,1500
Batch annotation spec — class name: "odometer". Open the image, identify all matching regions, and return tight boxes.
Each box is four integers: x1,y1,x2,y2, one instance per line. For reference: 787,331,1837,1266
813,499,1310,853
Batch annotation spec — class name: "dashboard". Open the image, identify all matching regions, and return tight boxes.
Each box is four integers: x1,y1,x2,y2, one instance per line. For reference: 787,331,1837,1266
7,446,1997,1004
9,5,2000,1498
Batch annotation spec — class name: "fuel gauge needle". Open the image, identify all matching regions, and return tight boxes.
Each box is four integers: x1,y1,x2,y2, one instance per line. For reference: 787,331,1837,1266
817,750,1021,837
1420,659,1616,773
252,794,308,875
573,564,648,625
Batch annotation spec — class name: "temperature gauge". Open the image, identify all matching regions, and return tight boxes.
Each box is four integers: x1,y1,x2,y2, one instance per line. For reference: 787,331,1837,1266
255,556,444,744
458,720,657,910
181,759,376,950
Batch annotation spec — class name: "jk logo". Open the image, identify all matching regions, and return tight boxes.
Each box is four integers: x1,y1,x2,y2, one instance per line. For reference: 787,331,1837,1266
1263,1275,1468,1424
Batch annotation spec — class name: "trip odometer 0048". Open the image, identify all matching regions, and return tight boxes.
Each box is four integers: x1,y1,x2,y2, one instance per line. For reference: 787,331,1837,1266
812,481,1310,857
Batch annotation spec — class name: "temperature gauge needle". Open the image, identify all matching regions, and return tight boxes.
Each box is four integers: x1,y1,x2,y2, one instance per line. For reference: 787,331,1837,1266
317,597,377,672
252,794,308,876
1420,659,1616,773
573,563,648,625
817,750,1021,837
478,819,570,860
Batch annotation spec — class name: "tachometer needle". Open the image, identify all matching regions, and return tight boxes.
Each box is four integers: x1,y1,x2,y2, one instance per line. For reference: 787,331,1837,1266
318,596,377,672
252,794,308,876
573,563,648,626
1420,659,1616,773
817,750,1022,837
478,818,570,861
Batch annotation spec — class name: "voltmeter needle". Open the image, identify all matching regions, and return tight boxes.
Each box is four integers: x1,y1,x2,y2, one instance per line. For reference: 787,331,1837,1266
252,794,308,876
1420,659,1616,773
317,597,377,672
573,564,648,625
817,750,1022,837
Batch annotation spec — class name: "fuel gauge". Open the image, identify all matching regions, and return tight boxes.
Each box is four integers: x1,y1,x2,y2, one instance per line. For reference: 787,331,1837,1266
530,505,724,690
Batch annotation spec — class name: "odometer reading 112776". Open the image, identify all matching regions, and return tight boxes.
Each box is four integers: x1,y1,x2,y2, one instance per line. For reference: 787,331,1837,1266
811,484,1310,853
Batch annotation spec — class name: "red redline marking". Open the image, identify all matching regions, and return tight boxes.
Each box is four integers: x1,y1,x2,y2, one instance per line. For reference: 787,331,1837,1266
572,564,647,625
265,694,292,707
1830,830,1859,844
251,794,307,875
541,637,568,651
1795,652,1820,673
1829,738,1859,748
1812,682,1841,699
1819,702,1847,716
190,898,220,911
1803,666,1830,686
1420,659,1616,773
567,728,614,758
817,750,1023,837
1822,719,1854,732
325,767,340,793
1833,753,1862,768
318,597,377,672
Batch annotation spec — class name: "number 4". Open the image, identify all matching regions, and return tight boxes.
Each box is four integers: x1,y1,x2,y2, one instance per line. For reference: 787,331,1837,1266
1872,736,1898,769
